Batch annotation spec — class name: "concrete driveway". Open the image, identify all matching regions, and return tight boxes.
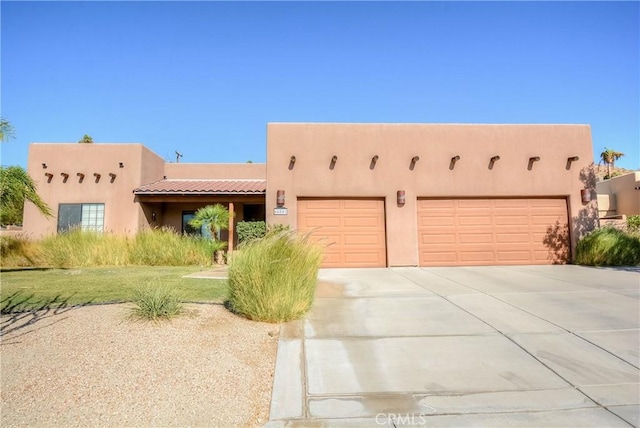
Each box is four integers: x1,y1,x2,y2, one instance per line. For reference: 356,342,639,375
267,265,640,427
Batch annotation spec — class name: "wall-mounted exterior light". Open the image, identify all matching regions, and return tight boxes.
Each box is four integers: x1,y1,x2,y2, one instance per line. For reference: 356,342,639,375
370,155,379,170
410,156,420,170
152,212,157,222
276,190,285,207
60,173,69,183
42,163,47,169
450,155,461,170
397,190,406,206
581,189,592,204
77,173,85,183
109,173,117,183
119,162,125,168
330,155,338,170
527,156,540,171
94,173,101,183
45,172,53,183
288,156,296,170
489,156,500,170
566,156,579,170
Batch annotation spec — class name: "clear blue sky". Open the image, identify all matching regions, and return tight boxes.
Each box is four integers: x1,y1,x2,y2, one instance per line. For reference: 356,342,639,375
2,1,639,169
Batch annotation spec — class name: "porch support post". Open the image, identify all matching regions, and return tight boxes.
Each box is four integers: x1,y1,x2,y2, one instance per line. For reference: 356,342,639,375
228,202,235,253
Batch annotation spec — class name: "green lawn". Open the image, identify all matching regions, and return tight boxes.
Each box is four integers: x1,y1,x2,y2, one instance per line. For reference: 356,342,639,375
0,266,227,313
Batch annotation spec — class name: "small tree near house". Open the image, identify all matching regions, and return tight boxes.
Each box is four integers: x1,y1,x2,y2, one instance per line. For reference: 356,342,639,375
188,204,233,264
79,134,94,144
0,120,52,225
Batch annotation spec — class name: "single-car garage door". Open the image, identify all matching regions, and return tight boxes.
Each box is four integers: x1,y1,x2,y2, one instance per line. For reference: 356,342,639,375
297,198,386,268
418,198,569,266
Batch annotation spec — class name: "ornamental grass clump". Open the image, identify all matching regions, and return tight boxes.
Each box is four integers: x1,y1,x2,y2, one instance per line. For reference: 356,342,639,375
40,229,128,267
575,227,640,266
128,281,185,322
227,231,323,323
129,227,216,266
28,228,215,268
0,236,41,267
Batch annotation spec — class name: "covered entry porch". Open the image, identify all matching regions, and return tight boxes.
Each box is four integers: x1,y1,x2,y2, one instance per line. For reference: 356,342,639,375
133,179,266,252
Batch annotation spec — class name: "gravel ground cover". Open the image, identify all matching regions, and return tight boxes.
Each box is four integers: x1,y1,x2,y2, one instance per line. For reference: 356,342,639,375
0,303,279,427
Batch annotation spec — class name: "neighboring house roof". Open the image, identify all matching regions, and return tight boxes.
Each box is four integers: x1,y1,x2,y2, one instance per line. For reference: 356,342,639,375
133,179,266,195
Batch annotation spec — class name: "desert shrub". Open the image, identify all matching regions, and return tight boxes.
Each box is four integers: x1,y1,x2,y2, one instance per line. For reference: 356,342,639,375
266,223,290,236
236,222,291,245
128,281,185,322
0,236,42,266
627,215,640,234
227,231,322,323
575,227,640,266
236,221,267,244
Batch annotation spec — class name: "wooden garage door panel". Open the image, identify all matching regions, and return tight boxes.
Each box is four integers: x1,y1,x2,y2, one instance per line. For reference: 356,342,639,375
300,215,341,228
532,215,566,225
419,199,454,209
458,199,492,208
343,215,380,228
298,199,386,268
497,251,533,262
421,216,455,226
533,250,553,262
459,216,492,226
459,233,494,244
344,233,382,245
312,233,342,245
494,215,529,225
459,251,494,262
322,252,341,265
418,198,569,266
496,233,531,243
299,199,340,210
494,199,528,208
425,234,457,244
343,199,381,210
420,251,457,263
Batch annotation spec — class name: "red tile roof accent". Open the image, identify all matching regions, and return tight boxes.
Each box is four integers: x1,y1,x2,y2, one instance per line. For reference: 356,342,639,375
133,179,266,195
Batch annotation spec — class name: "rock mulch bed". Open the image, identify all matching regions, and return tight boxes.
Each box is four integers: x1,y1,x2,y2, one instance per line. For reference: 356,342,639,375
1,303,279,427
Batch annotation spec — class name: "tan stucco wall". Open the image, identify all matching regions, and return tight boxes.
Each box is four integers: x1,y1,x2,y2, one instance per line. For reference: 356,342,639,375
24,143,165,238
596,172,640,217
266,123,596,266
24,143,267,239
164,163,265,179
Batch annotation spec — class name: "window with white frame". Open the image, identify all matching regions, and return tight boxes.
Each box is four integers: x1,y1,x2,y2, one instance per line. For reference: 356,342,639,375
58,203,105,233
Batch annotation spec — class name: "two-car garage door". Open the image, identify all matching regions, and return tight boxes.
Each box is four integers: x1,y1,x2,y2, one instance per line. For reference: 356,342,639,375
417,198,570,266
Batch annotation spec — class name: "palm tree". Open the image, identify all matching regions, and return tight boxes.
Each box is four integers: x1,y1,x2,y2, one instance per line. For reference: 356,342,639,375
0,166,53,225
188,204,233,264
0,118,15,142
599,147,625,179
188,204,231,241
